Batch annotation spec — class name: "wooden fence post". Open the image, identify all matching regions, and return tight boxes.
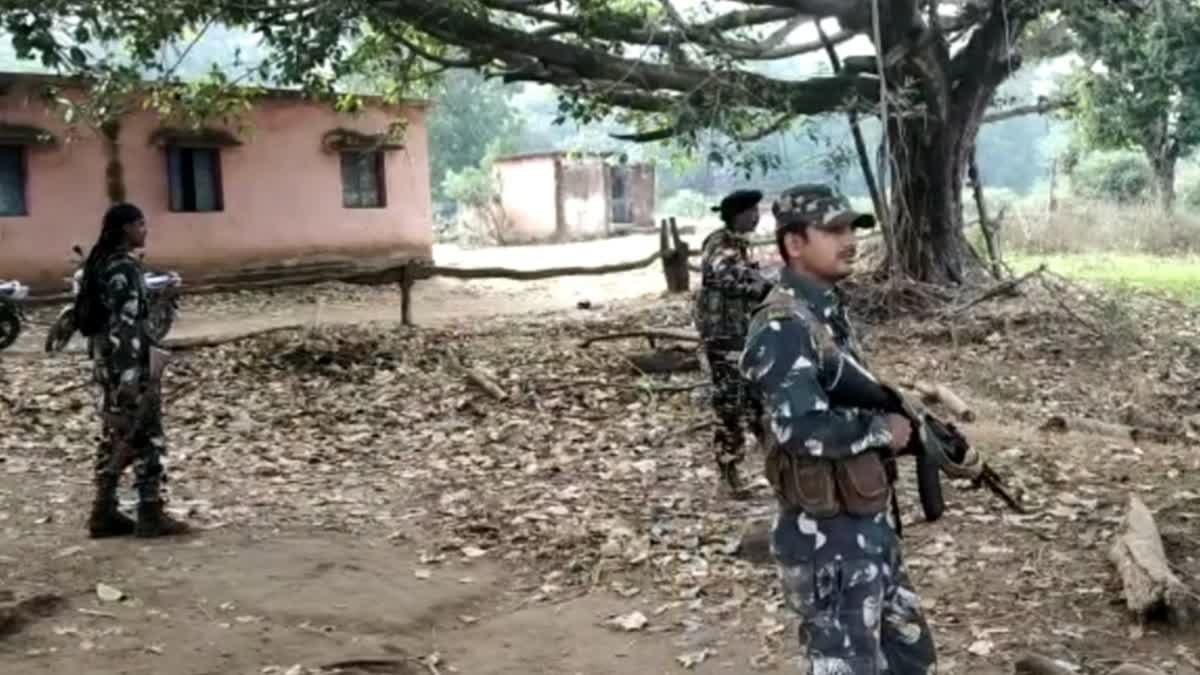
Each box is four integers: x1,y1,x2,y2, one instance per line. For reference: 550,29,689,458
660,217,690,293
400,264,414,326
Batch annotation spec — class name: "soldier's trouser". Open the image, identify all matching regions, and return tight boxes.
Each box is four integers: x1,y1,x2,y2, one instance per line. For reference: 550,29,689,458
706,348,763,470
774,512,937,674
95,381,166,505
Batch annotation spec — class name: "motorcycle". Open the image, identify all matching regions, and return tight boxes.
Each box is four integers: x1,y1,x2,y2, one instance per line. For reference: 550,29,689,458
0,278,29,351
44,245,183,353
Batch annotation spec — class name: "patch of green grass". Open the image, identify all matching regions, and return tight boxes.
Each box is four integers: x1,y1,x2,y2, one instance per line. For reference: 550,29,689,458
1009,252,1200,302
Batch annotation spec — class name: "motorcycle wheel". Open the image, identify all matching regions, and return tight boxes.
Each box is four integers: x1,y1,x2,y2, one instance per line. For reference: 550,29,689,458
147,298,176,343
0,304,20,351
45,307,76,353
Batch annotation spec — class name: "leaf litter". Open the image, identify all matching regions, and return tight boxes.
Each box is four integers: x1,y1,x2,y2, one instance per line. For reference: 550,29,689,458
2,281,1200,672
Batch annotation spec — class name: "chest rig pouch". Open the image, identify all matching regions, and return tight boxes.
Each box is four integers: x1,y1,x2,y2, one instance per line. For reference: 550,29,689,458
765,447,890,517
756,290,891,518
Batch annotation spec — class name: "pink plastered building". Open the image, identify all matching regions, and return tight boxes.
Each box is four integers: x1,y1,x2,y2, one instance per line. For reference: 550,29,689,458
0,72,433,291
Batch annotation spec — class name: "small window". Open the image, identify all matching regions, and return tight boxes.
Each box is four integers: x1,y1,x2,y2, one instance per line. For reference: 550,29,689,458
167,147,223,212
340,151,385,209
0,146,28,217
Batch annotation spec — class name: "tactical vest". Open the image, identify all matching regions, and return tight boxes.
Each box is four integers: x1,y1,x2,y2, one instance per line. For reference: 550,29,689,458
694,229,757,352
751,286,892,518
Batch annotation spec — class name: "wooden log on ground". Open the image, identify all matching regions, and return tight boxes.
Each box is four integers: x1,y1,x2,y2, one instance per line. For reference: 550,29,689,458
934,383,974,422
163,324,299,351
1039,415,1174,444
627,348,700,375
1014,654,1078,675
580,329,700,348
735,518,773,565
1108,494,1193,625
911,381,974,422
1106,665,1168,675
446,352,507,401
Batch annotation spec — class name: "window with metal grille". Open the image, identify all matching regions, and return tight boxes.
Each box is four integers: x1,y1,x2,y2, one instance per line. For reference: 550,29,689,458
340,151,386,209
0,146,28,217
167,147,224,212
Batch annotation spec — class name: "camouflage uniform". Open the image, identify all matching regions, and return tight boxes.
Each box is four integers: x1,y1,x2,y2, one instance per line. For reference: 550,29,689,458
695,201,773,490
738,195,936,674
89,248,175,535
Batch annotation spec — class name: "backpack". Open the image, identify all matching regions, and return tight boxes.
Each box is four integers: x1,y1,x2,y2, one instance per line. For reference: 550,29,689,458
74,266,108,338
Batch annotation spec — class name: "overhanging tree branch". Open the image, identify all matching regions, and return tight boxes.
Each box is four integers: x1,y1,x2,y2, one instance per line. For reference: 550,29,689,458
981,97,1073,123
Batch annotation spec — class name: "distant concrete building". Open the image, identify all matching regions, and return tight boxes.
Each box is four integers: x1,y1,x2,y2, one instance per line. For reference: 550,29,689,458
491,151,654,244
0,71,433,291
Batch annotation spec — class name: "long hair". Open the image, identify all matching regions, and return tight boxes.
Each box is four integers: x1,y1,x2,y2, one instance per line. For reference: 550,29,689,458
80,202,143,303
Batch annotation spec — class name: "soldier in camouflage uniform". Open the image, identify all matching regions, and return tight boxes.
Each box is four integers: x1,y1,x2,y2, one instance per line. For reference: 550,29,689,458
738,185,938,674
84,202,190,539
695,189,773,497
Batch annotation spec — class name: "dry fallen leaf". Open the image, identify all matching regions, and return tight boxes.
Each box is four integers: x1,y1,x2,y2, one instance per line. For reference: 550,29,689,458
95,583,124,603
414,569,432,580
967,639,994,657
605,610,648,632
676,649,713,669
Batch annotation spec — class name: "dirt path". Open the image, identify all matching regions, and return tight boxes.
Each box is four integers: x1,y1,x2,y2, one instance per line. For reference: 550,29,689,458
3,530,783,675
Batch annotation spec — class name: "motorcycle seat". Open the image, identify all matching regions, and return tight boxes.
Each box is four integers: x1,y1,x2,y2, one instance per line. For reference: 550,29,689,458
143,272,180,290
0,281,29,299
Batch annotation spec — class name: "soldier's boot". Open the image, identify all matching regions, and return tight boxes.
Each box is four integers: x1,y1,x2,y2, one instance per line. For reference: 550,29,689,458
134,500,191,538
719,461,752,500
87,483,136,538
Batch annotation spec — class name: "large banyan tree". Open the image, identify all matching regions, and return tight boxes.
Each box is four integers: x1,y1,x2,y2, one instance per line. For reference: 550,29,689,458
4,0,1068,285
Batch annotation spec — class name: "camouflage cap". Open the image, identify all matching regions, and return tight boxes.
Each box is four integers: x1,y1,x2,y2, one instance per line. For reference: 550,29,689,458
772,183,875,231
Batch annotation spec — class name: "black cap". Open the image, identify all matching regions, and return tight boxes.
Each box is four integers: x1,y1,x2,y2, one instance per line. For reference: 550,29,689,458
711,189,763,222
771,184,874,231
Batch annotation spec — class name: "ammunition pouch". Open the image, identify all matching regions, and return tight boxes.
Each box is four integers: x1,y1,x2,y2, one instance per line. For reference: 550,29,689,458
765,446,891,517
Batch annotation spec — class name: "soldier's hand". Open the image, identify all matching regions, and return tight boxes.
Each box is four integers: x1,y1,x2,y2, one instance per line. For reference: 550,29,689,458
885,413,913,450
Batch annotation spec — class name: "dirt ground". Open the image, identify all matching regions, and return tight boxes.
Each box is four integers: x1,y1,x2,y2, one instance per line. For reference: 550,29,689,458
2,234,1200,675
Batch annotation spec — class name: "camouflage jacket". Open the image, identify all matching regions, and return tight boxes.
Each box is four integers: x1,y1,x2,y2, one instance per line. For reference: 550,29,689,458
91,249,151,406
694,228,772,352
738,268,894,460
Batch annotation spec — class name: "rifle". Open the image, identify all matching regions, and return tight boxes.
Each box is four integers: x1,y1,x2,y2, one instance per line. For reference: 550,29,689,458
824,353,1026,520
878,382,1027,519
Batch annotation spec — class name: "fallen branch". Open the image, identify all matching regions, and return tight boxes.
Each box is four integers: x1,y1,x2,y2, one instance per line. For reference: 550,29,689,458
944,264,1046,316
1108,494,1194,625
445,352,507,401
580,328,700,348
414,251,664,282
627,349,700,375
162,324,299,351
912,381,975,422
1039,415,1176,444
532,377,706,393
1105,666,1168,675
1015,654,1078,675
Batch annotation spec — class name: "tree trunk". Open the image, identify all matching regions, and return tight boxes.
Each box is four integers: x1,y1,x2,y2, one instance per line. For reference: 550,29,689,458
99,119,125,204
1150,152,1176,214
885,114,982,285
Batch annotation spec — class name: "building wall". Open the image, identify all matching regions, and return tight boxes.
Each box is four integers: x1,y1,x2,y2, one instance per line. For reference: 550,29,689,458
493,154,559,244
0,76,433,290
626,163,656,229
559,156,608,240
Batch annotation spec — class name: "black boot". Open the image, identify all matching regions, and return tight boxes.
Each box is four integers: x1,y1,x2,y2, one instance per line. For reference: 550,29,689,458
134,500,191,538
720,462,752,500
88,487,135,538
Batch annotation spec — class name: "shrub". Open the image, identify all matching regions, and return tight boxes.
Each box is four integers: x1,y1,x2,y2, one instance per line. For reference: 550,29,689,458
658,189,712,219
1069,151,1153,203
